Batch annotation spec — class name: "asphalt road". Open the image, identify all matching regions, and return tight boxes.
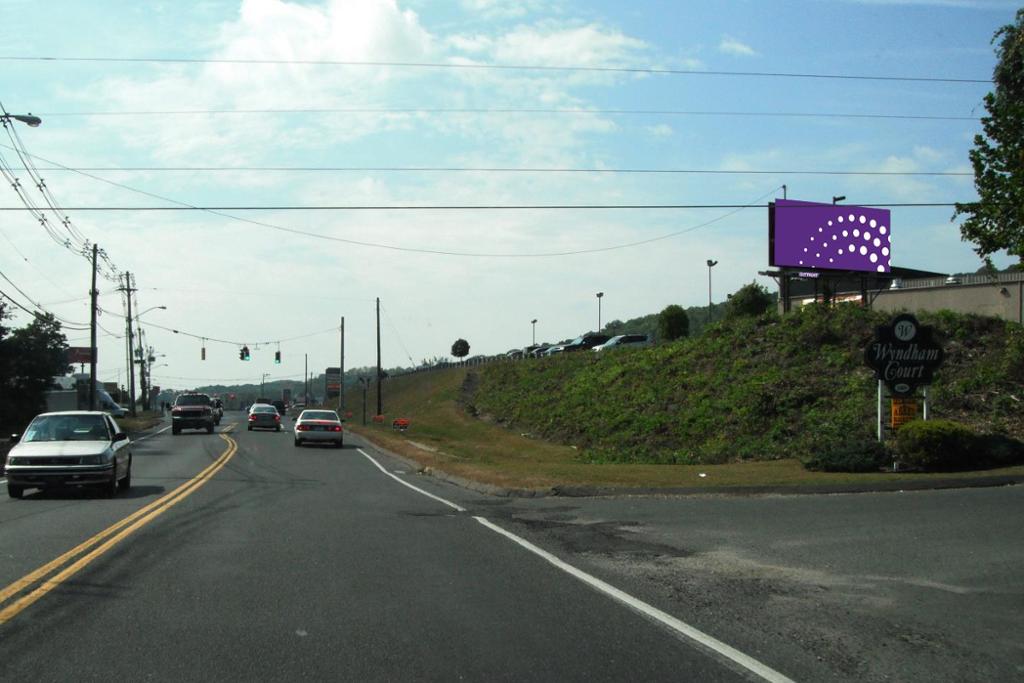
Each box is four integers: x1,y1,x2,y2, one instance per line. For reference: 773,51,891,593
0,414,752,682
2,412,1021,682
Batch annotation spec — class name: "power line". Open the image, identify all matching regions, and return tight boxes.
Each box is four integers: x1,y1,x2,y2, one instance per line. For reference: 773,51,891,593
35,107,980,122
0,55,990,83
0,202,964,211
0,145,963,258
11,165,973,177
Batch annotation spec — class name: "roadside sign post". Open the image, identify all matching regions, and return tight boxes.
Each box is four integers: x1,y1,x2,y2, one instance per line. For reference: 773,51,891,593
864,314,944,442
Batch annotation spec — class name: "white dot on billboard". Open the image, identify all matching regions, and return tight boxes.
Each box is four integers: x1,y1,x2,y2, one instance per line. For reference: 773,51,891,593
864,232,871,240
848,214,855,222
877,265,885,272
828,220,833,226
853,229,860,237
874,238,881,247
829,258,834,263
859,245,868,255
870,253,878,263
859,215,866,224
848,244,855,252
818,227,823,232
838,216,844,223
832,234,837,240
816,253,820,258
837,249,843,255
882,247,889,256
799,260,804,265
842,230,848,237
823,242,828,247
880,226,887,234
869,219,877,228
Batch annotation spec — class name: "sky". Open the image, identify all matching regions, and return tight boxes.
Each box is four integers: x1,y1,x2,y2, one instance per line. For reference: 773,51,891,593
0,0,1020,392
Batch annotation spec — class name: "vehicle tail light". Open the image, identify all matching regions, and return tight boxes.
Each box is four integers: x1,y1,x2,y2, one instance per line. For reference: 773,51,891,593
274,414,280,421
248,414,256,421
331,426,342,432
297,424,309,431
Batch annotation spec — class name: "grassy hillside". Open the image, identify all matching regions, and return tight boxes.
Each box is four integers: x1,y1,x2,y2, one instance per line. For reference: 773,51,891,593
471,304,1024,465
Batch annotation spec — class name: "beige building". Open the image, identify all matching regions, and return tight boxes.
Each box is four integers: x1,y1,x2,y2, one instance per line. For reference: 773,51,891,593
779,269,1024,324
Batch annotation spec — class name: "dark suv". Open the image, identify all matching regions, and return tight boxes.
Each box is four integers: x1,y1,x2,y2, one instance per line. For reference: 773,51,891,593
171,393,216,435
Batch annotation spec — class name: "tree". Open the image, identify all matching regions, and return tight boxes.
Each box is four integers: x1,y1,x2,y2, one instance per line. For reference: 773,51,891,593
954,9,1024,266
725,282,775,319
0,312,70,431
451,338,470,361
657,305,689,341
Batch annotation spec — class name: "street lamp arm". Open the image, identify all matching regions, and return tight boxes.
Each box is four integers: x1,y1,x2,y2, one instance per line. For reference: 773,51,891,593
1,112,42,127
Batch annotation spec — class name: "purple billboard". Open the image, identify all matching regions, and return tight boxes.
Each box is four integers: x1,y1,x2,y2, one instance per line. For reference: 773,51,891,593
769,199,891,273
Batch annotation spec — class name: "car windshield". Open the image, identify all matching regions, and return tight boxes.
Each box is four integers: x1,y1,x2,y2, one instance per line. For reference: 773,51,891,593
253,406,277,414
24,415,109,442
302,411,338,421
175,395,210,406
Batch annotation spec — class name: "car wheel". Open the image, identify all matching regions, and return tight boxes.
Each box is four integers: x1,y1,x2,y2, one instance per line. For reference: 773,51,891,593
275,425,281,432
294,438,302,447
335,440,344,449
7,484,24,499
206,423,215,434
172,425,181,435
102,466,119,498
119,458,132,492
247,425,252,431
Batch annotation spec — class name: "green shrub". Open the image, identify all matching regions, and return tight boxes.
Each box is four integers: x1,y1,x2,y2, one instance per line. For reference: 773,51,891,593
895,419,976,471
976,433,1024,468
802,437,890,472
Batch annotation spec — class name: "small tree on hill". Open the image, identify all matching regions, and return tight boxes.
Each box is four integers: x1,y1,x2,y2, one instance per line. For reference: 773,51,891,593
451,338,470,361
658,305,689,341
725,282,774,319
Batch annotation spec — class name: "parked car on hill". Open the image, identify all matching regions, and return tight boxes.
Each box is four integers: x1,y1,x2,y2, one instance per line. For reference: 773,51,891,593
592,334,651,352
550,333,612,355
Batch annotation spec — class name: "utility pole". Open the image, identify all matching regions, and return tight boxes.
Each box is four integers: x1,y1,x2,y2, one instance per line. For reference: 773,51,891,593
88,244,98,411
339,316,345,415
360,377,368,425
376,297,382,416
706,260,718,325
134,282,145,411
124,271,137,417
304,353,308,405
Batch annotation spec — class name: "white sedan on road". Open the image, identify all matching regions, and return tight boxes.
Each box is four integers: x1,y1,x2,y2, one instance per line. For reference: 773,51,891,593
293,410,344,448
5,411,133,499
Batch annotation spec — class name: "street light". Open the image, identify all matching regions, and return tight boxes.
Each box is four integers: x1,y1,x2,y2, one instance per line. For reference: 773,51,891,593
706,260,718,325
0,112,42,128
261,372,269,397
596,292,604,332
531,319,537,345
136,305,167,318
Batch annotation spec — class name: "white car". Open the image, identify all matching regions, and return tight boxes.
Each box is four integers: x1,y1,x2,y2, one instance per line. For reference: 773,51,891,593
293,409,344,448
5,411,133,499
592,334,651,352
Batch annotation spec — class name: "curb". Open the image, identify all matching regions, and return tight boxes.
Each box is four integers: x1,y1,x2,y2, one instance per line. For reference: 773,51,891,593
350,429,1024,499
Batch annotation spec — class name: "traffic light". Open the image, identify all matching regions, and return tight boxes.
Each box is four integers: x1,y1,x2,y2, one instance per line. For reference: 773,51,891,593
201,346,206,361
274,350,281,364
240,346,250,361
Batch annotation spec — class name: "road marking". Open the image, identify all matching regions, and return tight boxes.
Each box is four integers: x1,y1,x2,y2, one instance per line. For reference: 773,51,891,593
357,448,465,512
0,434,238,625
473,516,794,683
132,425,170,442
354,444,790,682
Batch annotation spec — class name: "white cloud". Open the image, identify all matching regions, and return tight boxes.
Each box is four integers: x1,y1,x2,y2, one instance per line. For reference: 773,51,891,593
718,35,758,57
646,124,673,137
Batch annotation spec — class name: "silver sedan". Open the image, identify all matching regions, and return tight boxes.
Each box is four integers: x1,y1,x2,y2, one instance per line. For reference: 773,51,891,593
248,404,281,431
5,411,132,499
293,410,344,448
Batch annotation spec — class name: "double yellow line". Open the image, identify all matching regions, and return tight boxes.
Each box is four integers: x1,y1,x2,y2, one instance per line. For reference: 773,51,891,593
0,430,238,625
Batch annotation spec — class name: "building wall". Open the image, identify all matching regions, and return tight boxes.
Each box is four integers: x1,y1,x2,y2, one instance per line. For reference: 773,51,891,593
874,280,1023,324
781,271,1024,324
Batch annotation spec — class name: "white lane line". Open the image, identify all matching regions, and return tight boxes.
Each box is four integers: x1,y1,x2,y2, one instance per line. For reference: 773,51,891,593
473,516,795,683
133,425,171,442
357,448,465,512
